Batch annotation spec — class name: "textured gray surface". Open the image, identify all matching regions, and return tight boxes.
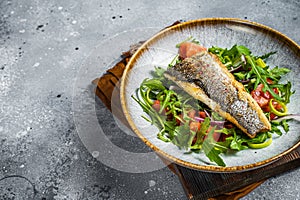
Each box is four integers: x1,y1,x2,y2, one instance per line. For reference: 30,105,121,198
0,0,299,200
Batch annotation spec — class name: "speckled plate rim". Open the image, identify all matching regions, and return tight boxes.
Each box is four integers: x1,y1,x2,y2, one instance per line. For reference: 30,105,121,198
120,18,300,172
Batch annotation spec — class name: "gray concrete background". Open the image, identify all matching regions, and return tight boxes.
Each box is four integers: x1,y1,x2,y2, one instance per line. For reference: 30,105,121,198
0,0,299,199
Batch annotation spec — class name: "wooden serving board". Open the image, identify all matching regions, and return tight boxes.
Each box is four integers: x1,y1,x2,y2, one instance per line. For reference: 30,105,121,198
92,29,300,200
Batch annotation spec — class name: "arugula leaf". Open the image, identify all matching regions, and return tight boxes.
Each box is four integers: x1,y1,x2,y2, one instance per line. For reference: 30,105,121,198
281,119,290,132
244,132,269,144
222,45,251,58
172,123,192,149
215,127,235,135
270,119,290,135
258,51,277,60
202,142,226,166
168,55,180,69
211,112,223,121
164,120,178,139
282,81,294,104
226,129,248,151
233,72,247,80
245,55,284,101
270,122,283,136
268,66,290,81
142,79,165,91
192,117,210,147
202,126,226,166
235,45,251,56
152,66,166,79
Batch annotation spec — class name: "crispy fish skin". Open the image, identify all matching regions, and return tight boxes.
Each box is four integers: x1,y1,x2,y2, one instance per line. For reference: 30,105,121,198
164,51,271,138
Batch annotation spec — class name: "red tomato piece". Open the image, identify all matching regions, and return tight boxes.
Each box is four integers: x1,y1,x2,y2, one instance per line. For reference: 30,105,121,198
152,100,161,112
203,126,222,142
251,82,281,119
262,105,271,113
266,78,274,84
256,83,265,91
251,83,276,107
262,90,272,99
251,90,269,107
203,132,222,142
179,42,207,59
189,121,201,132
273,87,279,94
270,113,277,120
275,102,283,111
262,98,284,118
271,100,283,119
199,111,206,119
212,132,222,142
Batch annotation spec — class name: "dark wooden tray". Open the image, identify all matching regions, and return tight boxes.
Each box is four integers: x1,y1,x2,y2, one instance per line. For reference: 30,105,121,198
93,37,300,200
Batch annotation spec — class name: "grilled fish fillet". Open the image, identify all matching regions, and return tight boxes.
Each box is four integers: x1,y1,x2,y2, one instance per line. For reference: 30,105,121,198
164,50,271,138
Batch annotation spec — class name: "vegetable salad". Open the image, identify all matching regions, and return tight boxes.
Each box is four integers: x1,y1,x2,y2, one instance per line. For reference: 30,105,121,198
132,39,294,166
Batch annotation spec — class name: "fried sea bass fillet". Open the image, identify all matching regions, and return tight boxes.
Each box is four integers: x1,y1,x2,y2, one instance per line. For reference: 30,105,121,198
164,43,271,138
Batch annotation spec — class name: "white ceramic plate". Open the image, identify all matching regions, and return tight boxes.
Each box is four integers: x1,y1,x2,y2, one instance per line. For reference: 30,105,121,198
120,18,300,172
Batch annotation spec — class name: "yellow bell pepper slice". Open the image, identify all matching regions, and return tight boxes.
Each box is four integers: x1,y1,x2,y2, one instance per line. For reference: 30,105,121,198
269,99,288,116
248,137,272,149
256,58,266,68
